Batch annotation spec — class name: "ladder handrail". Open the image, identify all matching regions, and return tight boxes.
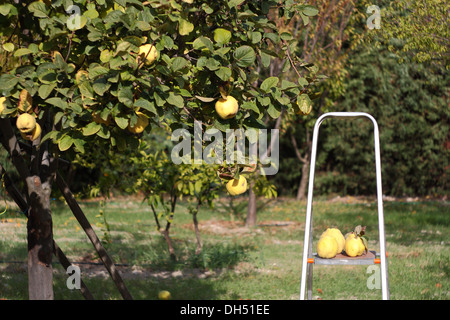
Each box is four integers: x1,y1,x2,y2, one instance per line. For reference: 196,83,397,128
299,112,389,300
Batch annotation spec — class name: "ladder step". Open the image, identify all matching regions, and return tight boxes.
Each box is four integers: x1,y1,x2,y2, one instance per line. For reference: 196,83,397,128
310,250,378,265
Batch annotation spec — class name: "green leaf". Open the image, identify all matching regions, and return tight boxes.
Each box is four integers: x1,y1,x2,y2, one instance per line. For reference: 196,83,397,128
78,81,94,99
205,58,220,71
38,69,57,84
213,28,232,44
228,0,245,8
260,76,279,93
233,46,256,67
193,36,214,52
118,87,133,107
58,135,73,152
302,5,319,16
2,43,14,52
0,74,18,91
195,96,215,103
300,13,309,26
45,97,68,110
280,32,293,41
241,101,260,114
96,125,110,139
136,21,151,31
72,138,86,153
281,80,298,90
38,83,56,99
267,103,281,119
0,4,13,16
171,57,188,73
114,116,129,129
28,1,48,18
179,17,194,36
82,122,101,136
296,94,312,115
93,79,111,96
166,92,184,108
215,67,232,81
14,48,33,57
89,65,109,79
135,98,157,115
249,31,262,44
260,50,271,68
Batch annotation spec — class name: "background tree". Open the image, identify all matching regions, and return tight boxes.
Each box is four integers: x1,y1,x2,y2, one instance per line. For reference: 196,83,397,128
372,0,449,70
254,0,370,203
317,44,449,197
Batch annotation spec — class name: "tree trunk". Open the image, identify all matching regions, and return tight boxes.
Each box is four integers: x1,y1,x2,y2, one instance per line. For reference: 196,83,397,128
245,182,257,227
0,118,55,300
193,210,202,254
296,154,310,201
245,113,283,227
290,128,312,201
27,177,54,300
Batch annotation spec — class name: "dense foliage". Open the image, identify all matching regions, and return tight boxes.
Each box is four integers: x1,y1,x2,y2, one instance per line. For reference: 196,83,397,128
272,44,449,198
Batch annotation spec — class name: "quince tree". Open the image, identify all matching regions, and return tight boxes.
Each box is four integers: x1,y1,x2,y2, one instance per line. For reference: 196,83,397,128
0,0,319,299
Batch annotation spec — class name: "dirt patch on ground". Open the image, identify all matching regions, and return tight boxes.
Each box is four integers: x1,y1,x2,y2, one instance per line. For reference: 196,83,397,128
181,219,300,236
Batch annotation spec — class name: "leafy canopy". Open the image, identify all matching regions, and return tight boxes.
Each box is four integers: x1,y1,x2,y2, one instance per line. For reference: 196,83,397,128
0,0,320,160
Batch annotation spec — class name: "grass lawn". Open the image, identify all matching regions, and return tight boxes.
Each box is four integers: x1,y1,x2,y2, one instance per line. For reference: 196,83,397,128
0,195,448,300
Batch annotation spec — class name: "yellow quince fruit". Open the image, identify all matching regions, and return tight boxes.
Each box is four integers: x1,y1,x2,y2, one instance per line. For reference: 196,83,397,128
344,225,368,257
127,111,149,134
137,44,158,65
317,235,338,259
215,95,239,119
226,175,248,196
16,113,36,133
0,97,6,115
320,228,345,254
158,290,171,300
21,123,41,142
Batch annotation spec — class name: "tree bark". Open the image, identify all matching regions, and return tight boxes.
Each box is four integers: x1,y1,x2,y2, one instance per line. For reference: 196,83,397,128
296,153,310,201
0,118,55,300
193,210,202,255
27,176,54,300
245,181,257,227
290,130,312,201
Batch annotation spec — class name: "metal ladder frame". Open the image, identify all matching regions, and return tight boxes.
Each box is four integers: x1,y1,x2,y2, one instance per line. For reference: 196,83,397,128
299,112,390,300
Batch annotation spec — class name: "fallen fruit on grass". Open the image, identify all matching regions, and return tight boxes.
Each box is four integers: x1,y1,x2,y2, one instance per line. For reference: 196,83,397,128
215,95,239,119
317,235,338,259
158,290,171,300
16,113,36,133
344,225,368,257
320,228,345,254
226,175,248,196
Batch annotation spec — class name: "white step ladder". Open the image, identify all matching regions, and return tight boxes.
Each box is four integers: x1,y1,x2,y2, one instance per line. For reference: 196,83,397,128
299,112,390,300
